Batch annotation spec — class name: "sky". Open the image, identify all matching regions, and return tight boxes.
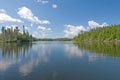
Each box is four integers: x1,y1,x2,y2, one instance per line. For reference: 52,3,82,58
0,0,120,38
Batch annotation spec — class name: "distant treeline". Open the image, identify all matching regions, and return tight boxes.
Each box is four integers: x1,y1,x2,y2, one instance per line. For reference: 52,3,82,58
0,25,72,42
36,38,72,41
0,25,33,42
73,25,120,42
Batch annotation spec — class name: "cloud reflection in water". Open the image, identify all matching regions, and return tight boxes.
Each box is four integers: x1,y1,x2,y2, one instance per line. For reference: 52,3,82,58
19,42,51,76
0,42,51,76
64,43,104,62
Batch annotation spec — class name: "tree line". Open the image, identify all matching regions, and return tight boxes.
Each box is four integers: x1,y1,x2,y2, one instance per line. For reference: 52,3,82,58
0,25,33,42
73,25,120,42
37,38,72,41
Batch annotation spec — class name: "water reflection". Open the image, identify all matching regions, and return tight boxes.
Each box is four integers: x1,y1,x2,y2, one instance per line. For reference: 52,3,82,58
64,44,84,58
0,42,51,76
19,42,51,76
0,43,31,57
65,42,106,62
0,41,120,80
0,43,32,72
74,42,120,57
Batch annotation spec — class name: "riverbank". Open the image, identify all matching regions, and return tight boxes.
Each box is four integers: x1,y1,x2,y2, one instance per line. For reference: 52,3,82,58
0,38,72,43
0,40,33,43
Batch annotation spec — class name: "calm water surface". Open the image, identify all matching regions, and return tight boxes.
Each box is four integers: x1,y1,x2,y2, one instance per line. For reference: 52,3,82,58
0,41,120,80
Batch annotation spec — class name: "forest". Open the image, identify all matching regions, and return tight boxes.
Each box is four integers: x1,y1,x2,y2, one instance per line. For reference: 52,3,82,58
73,25,120,42
0,25,33,43
37,38,72,41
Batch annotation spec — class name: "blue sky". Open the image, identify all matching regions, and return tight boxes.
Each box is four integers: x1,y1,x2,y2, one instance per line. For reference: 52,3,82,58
0,0,120,38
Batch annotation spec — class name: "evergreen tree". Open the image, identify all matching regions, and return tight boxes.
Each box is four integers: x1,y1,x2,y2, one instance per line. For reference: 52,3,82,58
0,25,33,42
73,25,120,42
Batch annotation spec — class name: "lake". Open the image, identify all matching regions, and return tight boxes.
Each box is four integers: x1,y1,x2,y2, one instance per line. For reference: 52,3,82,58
0,41,120,80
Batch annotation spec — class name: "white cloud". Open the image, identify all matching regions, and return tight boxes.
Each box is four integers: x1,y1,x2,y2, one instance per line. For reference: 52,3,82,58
63,24,86,37
5,25,18,30
38,26,51,31
32,31,47,38
25,27,29,30
32,26,52,38
63,20,109,37
0,25,21,34
0,9,6,13
17,6,50,25
36,0,49,4
38,26,46,31
32,31,38,37
0,13,22,23
88,20,108,29
52,4,58,8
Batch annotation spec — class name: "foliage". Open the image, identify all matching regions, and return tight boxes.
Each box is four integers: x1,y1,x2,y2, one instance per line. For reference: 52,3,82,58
0,25,33,42
73,25,120,42
37,38,72,41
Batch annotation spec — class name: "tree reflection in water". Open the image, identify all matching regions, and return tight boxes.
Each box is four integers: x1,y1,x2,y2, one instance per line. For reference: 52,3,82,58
0,43,32,72
0,42,51,76
64,43,103,62
74,42,120,57
0,43,32,58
